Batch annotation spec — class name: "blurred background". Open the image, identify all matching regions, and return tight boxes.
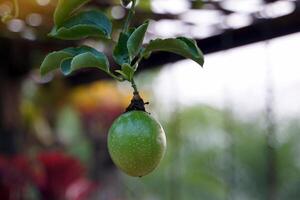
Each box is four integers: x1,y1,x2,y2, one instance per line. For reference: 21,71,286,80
0,0,300,199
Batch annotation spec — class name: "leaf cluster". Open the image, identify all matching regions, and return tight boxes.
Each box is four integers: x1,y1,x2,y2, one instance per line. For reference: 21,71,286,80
40,0,204,83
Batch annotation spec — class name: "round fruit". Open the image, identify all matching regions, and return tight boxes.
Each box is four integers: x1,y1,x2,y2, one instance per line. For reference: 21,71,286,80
108,111,166,177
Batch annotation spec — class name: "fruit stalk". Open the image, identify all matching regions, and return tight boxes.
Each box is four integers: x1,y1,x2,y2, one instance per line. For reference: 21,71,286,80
126,77,149,112
131,78,139,94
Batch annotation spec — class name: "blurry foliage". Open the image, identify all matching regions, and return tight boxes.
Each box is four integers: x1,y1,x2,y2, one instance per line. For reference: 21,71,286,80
13,70,300,199
55,106,92,164
121,105,300,200
20,79,129,159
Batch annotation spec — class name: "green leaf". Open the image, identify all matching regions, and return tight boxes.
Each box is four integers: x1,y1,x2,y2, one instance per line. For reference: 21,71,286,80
40,46,110,76
143,37,204,66
49,10,112,40
115,64,135,81
60,58,73,75
127,21,149,60
54,0,90,27
113,32,131,66
113,28,142,66
122,64,135,81
66,52,109,75
40,51,73,76
115,70,129,80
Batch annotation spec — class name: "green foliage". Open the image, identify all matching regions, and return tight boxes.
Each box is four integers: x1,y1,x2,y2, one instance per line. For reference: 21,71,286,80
112,21,149,80
40,51,73,76
40,0,204,84
144,37,204,66
56,106,92,164
127,21,149,61
40,46,109,76
113,32,132,66
50,10,112,40
54,0,90,27
115,64,135,81
121,103,300,199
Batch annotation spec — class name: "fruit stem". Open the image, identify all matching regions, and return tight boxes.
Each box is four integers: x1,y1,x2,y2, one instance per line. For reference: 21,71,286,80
126,79,149,112
123,0,136,33
125,91,148,112
131,78,139,94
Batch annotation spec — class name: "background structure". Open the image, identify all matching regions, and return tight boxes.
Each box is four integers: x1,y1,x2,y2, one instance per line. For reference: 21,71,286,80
0,0,300,199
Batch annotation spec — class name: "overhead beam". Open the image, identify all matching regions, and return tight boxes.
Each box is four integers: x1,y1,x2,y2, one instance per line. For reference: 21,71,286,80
140,4,300,68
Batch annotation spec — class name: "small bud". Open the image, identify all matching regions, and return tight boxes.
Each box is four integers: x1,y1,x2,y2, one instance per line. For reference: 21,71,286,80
121,0,132,7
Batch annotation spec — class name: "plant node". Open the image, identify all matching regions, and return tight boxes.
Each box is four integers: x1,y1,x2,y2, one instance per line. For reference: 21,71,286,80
125,92,149,112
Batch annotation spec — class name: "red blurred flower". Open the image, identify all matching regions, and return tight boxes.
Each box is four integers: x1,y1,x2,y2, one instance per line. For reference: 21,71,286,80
0,152,97,200
37,151,96,200
65,178,96,200
0,154,35,200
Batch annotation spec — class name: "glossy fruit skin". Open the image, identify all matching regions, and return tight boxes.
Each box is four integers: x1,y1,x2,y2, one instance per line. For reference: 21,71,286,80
108,111,166,177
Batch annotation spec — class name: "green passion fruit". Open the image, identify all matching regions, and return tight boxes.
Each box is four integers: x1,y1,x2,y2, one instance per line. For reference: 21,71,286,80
108,111,166,177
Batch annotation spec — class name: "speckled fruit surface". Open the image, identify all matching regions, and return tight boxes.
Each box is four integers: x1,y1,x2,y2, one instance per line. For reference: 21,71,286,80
108,111,166,177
